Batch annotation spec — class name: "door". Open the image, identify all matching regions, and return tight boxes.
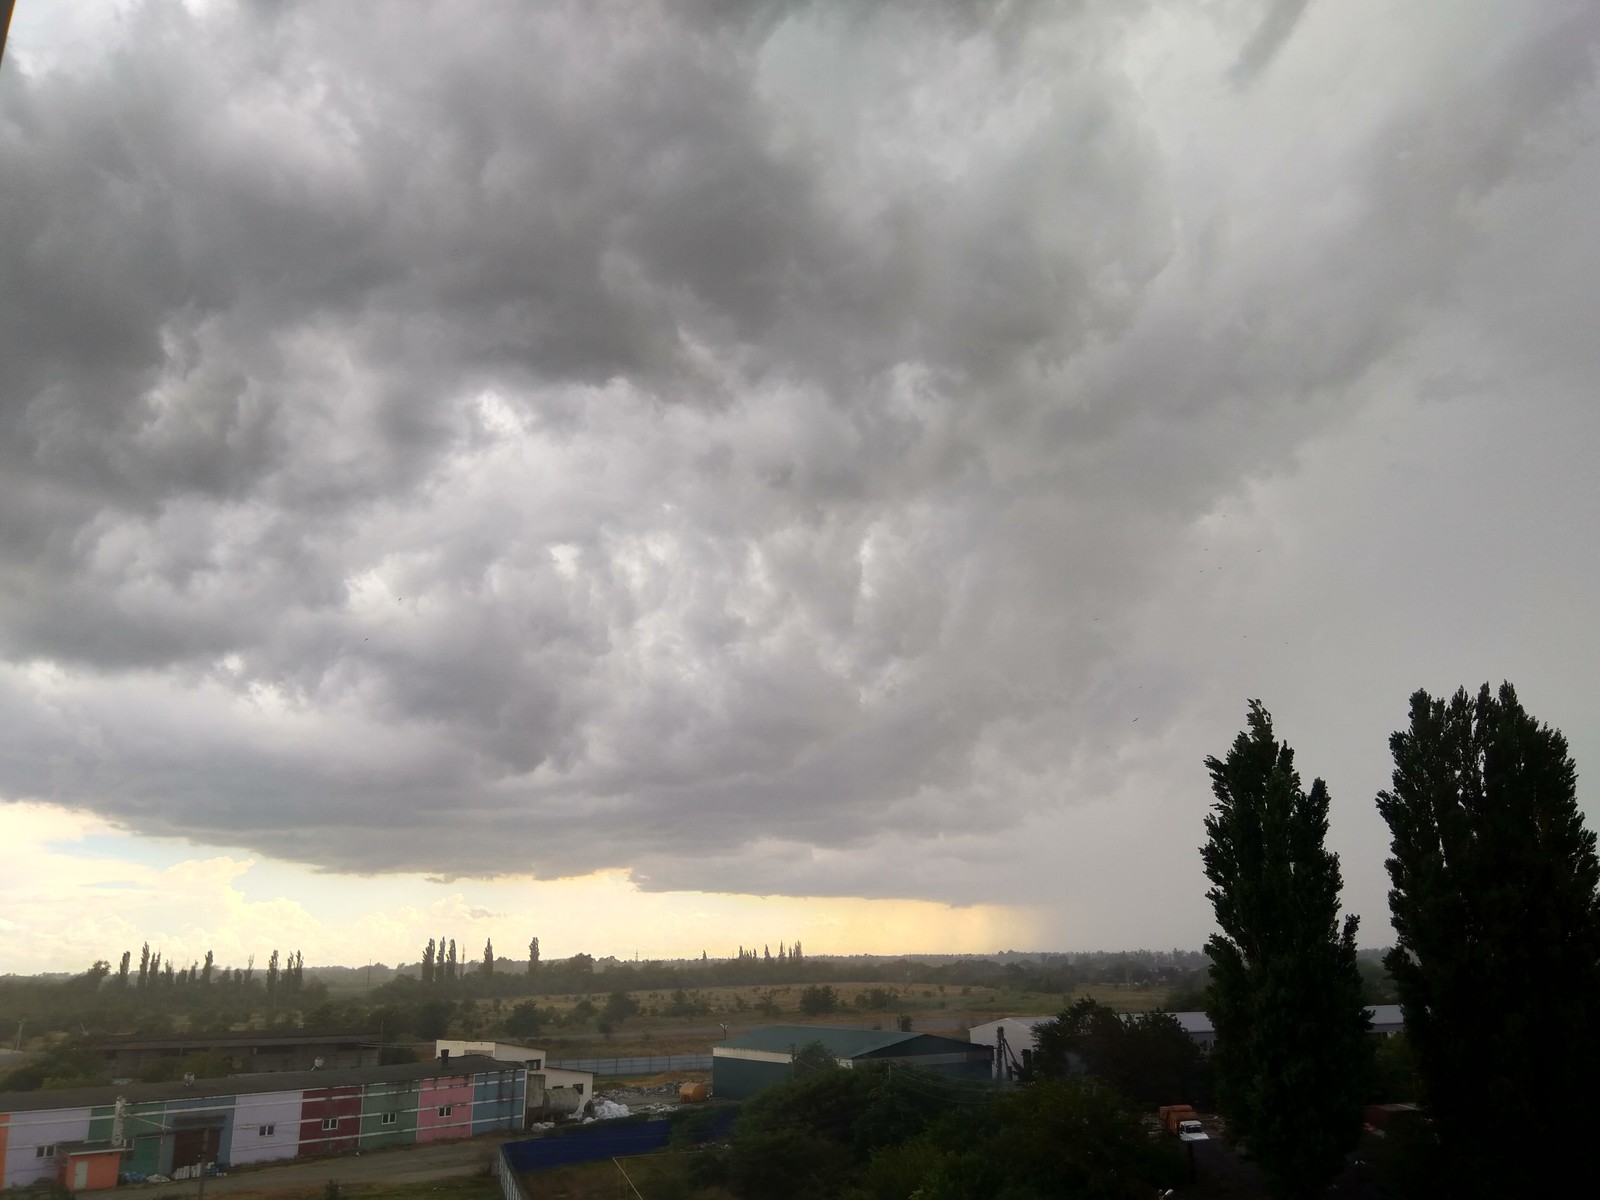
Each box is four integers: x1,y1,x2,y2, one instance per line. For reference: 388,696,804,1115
73,1160,88,1190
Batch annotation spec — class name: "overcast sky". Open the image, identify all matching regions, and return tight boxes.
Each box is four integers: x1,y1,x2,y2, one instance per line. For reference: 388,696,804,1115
3,0,1598,974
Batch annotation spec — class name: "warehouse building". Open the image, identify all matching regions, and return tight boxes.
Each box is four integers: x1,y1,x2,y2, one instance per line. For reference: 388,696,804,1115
0,1054,522,1190
711,1026,992,1100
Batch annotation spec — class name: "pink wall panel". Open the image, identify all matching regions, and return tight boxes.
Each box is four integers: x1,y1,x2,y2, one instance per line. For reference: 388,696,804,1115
414,1076,475,1143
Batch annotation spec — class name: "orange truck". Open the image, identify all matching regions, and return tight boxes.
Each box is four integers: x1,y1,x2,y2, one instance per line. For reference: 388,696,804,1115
1159,1105,1209,1142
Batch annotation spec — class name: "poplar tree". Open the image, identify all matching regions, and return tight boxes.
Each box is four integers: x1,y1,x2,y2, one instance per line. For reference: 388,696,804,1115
482,938,494,978
526,937,540,977
1378,683,1600,1197
422,938,436,983
1201,702,1370,1199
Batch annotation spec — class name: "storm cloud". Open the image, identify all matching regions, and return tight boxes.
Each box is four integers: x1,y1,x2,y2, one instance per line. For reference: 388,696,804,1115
3,0,1597,923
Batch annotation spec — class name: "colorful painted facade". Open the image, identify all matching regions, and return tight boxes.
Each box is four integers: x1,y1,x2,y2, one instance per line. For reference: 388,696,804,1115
0,1055,523,1190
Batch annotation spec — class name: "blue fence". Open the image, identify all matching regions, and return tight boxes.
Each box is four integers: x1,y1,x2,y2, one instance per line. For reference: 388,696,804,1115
502,1110,738,1174
547,1053,712,1076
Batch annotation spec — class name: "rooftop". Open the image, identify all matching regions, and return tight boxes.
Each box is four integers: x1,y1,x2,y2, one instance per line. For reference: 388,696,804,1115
719,1025,974,1057
0,1054,515,1115
85,1029,381,1051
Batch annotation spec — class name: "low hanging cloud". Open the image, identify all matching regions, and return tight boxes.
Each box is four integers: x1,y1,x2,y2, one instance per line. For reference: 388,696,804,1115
1,0,1596,904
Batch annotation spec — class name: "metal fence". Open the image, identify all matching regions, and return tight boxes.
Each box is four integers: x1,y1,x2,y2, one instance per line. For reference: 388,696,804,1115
493,1145,533,1200
503,1109,737,1174
547,1053,712,1076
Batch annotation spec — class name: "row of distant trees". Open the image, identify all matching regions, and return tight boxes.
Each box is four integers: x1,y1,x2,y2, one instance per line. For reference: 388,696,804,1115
1199,682,1598,1200
76,945,310,994
414,937,809,984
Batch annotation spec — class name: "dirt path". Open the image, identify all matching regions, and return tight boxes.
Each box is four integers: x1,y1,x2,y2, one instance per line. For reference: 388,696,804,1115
128,1135,516,1198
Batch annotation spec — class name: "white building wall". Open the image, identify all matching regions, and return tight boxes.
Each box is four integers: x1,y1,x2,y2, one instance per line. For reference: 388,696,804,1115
966,1016,1051,1072
228,1090,304,1166
435,1040,547,1068
4,1106,93,1188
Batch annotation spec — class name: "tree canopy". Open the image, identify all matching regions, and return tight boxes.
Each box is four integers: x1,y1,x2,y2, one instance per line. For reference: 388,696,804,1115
1377,682,1600,1197
1032,996,1212,1107
1202,701,1371,1198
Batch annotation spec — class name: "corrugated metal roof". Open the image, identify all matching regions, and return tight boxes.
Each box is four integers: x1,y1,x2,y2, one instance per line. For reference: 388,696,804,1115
1367,1004,1405,1026
972,1005,1402,1044
0,1054,515,1115
720,1025,974,1058
84,1029,379,1051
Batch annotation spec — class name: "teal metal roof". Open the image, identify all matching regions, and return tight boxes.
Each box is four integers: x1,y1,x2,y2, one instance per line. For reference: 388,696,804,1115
720,1025,974,1058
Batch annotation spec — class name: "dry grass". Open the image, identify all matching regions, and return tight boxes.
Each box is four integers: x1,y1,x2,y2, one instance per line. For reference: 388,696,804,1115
486,981,1168,1056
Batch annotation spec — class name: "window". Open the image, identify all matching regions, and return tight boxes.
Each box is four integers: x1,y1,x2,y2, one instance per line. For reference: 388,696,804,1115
573,1083,584,1095
36,1145,57,1158
381,1113,397,1126
321,1117,340,1132
258,1125,275,1137
436,1106,453,1118
529,1059,541,1070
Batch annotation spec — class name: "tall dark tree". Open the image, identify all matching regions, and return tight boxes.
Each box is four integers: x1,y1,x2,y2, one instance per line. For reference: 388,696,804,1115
1202,701,1371,1199
526,936,539,977
1032,997,1211,1107
1377,683,1600,1197
445,938,457,982
422,938,436,984
482,938,494,978
137,943,150,990
117,950,131,988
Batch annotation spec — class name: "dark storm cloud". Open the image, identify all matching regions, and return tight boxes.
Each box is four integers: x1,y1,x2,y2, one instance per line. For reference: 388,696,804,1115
1,0,1596,899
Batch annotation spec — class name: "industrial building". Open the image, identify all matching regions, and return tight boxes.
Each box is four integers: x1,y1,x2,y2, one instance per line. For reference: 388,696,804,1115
711,1025,992,1100
433,1040,593,1118
0,1054,523,1191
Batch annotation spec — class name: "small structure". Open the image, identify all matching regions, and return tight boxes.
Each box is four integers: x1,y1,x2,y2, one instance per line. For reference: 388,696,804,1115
56,1142,124,1192
434,1040,593,1122
1367,1004,1405,1038
711,1025,992,1100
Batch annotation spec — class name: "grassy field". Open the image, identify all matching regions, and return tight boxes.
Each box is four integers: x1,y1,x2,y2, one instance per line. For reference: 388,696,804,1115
519,1152,731,1200
465,981,1168,1057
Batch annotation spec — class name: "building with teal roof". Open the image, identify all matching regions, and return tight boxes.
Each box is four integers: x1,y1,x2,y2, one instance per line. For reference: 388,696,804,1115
710,1025,992,1100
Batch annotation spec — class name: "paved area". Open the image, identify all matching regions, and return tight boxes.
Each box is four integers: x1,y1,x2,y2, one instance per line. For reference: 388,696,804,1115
126,1134,515,1197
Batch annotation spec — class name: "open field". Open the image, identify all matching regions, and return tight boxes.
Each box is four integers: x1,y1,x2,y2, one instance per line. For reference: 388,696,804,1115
463,981,1169,1056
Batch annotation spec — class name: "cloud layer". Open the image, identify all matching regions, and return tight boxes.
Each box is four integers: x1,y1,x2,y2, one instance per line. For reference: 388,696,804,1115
2,0,1597,926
